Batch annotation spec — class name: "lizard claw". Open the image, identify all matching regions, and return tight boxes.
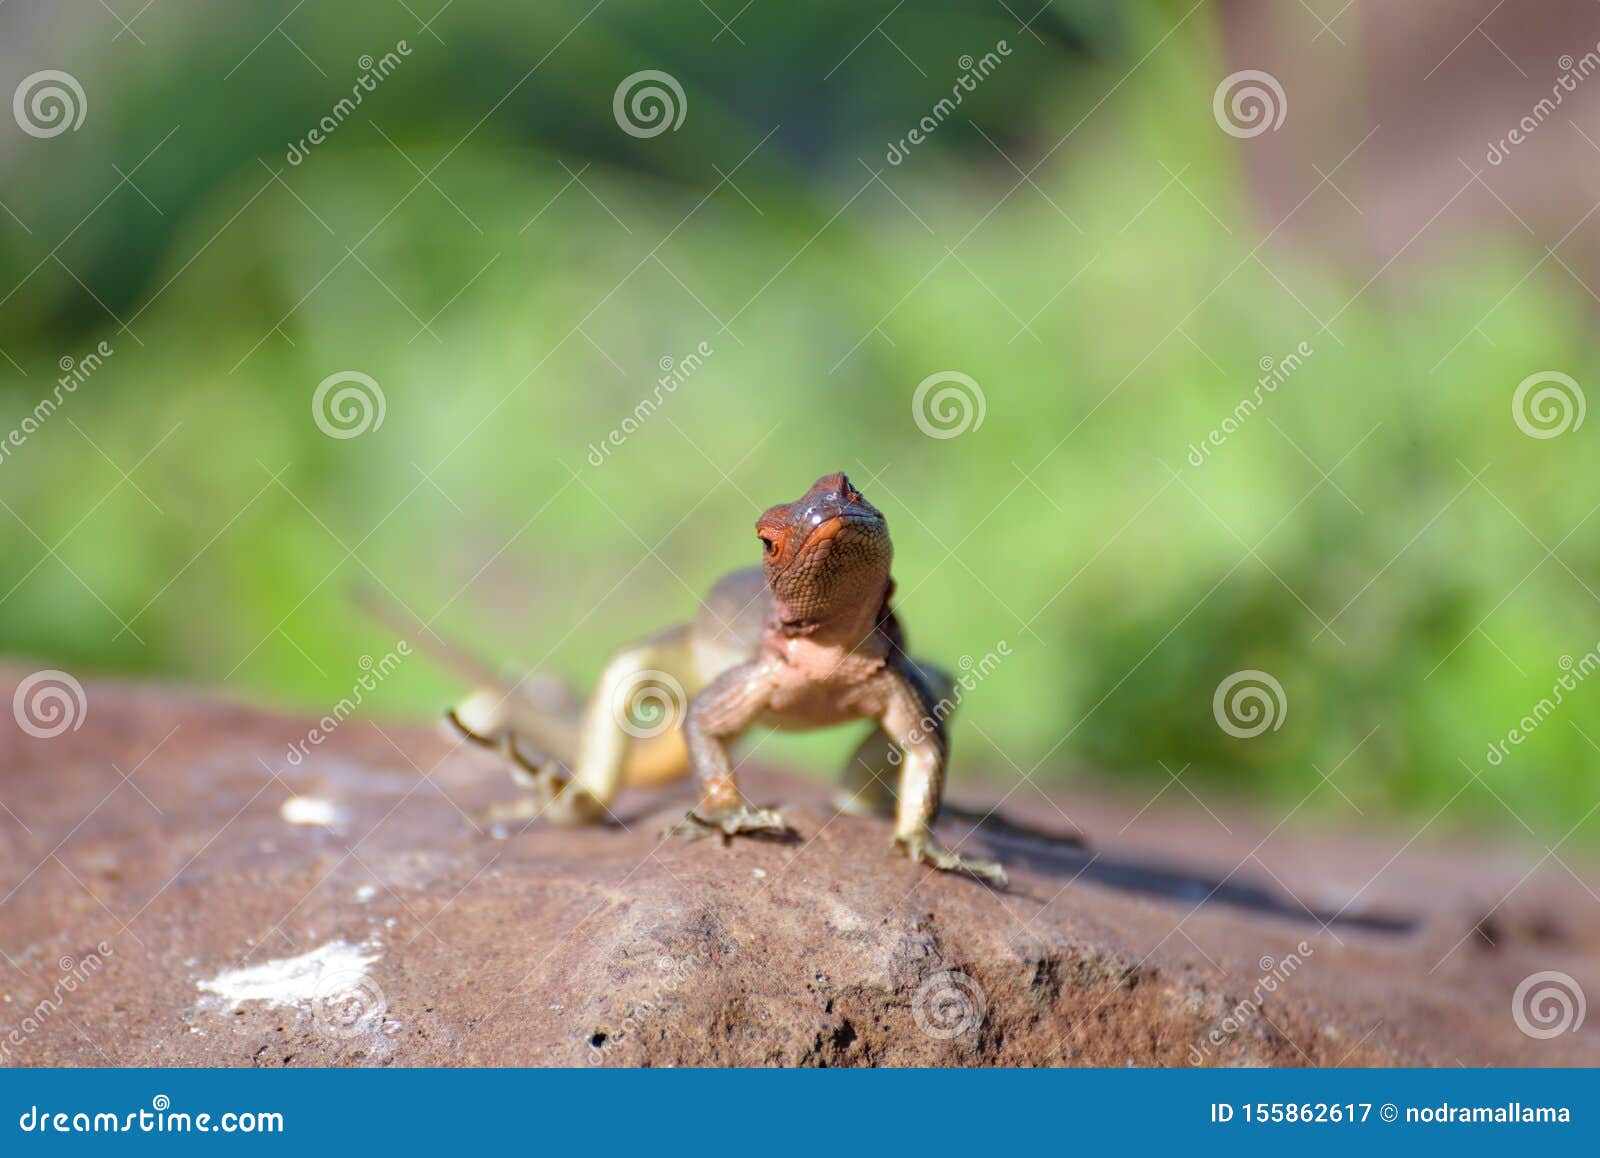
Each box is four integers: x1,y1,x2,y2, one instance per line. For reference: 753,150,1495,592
895,832,1008,888
663,802,794,842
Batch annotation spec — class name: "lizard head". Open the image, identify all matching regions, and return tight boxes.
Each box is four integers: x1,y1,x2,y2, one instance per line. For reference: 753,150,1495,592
755,472,892,630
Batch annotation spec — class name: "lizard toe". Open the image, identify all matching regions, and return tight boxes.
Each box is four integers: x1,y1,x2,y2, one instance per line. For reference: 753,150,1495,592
896,833,1009,888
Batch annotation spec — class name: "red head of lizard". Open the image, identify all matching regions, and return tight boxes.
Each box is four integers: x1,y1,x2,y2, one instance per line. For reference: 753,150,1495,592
754,472,892,637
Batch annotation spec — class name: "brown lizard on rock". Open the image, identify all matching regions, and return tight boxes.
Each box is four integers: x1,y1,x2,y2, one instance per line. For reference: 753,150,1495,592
447,472,1006,884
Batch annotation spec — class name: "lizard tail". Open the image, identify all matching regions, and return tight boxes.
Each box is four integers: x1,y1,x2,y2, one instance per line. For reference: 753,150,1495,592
353,581,692,788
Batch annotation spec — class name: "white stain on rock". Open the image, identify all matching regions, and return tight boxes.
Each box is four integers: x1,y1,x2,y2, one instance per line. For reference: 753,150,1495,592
197,940,380,1010
278,795,345,827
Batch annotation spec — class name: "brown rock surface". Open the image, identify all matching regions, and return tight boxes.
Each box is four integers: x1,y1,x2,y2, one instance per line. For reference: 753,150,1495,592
1,671,1597,1067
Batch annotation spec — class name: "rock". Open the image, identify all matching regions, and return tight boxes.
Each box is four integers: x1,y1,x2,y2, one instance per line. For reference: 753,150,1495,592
1,670,1596,1067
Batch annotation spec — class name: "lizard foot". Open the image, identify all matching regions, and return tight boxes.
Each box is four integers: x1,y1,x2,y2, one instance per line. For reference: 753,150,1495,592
895,832,1008,888
469,786,607,830
663,802,794,842
469,780,607,830
447,710,605,828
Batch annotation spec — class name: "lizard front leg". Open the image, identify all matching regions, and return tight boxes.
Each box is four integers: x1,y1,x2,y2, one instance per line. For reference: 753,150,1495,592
666,657,790,839
878,661,1007,886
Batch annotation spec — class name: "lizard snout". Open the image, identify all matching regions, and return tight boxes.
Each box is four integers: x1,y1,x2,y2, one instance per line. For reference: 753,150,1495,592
798,472,881,526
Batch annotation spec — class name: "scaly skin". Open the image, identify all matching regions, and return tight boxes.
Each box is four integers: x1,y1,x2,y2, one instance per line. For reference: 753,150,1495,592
446,472,1006,885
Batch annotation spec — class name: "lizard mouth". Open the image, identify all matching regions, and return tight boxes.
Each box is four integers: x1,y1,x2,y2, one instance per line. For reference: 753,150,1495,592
799,515,846,552
797,500,881,552
757,473,885,563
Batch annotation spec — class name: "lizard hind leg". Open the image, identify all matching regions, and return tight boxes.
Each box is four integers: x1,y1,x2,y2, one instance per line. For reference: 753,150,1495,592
877,659,1008,886
448,675,581,763
567,624,700,814
447,627,698,828
445,708,594,828
835,656,954,817
833,727,899,818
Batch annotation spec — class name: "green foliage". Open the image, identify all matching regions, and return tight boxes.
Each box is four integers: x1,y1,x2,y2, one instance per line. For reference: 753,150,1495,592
1,1,1595,842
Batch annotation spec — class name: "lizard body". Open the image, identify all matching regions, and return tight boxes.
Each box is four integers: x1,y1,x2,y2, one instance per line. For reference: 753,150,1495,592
448,472,1005,884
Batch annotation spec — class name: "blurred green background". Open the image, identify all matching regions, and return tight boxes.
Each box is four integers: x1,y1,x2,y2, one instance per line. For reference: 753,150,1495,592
2,0,1598,841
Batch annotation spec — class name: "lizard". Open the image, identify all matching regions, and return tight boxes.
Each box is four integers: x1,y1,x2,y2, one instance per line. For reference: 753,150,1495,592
446,471,1007,885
